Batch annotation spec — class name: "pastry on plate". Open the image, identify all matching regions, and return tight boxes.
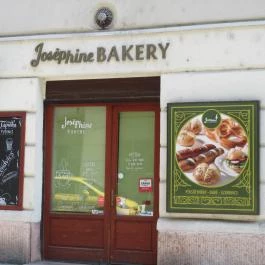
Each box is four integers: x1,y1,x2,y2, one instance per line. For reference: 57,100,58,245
177,130,195,147
193,163,220,185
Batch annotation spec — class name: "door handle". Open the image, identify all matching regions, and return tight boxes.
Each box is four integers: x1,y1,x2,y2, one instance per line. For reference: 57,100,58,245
111,189,115,208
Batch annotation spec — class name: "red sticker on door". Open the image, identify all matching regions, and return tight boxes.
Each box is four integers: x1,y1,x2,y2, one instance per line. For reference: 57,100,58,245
139,178,152,192
98,195,104,207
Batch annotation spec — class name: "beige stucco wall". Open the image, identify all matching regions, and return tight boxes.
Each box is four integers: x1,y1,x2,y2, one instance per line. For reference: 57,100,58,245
158,71,265,264
1,10,265,263
0,78,44,263
1,0,265,36
0,78,44,222
1,23,265,79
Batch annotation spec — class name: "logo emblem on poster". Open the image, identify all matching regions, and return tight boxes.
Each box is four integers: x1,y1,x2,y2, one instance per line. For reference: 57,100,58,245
202,109,221,129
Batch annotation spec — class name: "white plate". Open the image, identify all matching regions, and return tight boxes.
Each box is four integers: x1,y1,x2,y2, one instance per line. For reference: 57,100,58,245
215,154,239,178
176,114,247,187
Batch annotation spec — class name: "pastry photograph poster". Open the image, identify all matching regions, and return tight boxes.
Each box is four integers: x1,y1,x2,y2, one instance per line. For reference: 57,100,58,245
167,101,259,214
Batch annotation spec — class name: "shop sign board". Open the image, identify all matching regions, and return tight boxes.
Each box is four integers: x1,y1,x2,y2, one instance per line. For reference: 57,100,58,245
167,101,259,215
30,42,170,67
0,112,25,210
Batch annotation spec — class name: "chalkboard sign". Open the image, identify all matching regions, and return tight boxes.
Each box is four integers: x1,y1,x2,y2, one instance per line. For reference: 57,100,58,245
0,112,25,210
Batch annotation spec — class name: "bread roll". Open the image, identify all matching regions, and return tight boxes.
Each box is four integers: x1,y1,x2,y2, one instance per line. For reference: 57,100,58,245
176,144,216,161
204,164,220,185
193,162,208,181
183,119,202,135
177,130,195,147
178,147,224,171
193,163,220,185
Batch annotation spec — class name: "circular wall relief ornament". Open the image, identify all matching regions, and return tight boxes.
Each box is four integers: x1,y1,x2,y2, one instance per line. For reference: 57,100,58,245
95,7,113,29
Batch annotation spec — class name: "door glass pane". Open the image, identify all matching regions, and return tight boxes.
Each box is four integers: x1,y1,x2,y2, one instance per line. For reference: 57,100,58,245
117,112,155,216
51,106,106,214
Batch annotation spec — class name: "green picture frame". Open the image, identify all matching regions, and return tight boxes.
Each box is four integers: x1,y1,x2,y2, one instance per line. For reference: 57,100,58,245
167,101,259,215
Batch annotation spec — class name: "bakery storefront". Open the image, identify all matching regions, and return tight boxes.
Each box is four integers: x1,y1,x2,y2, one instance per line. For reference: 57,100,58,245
0,15,265,265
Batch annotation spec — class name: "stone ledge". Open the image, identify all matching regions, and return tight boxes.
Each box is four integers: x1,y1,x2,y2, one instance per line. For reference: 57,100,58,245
158,230,265,265
157,218,265,234
0,221,40,264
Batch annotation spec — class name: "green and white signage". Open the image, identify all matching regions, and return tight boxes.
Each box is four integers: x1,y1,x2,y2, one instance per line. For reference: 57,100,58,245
51,106,106,214
167,101,259,215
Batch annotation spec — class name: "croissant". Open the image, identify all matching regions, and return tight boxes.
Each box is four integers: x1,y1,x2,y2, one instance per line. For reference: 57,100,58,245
204,118,247,149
